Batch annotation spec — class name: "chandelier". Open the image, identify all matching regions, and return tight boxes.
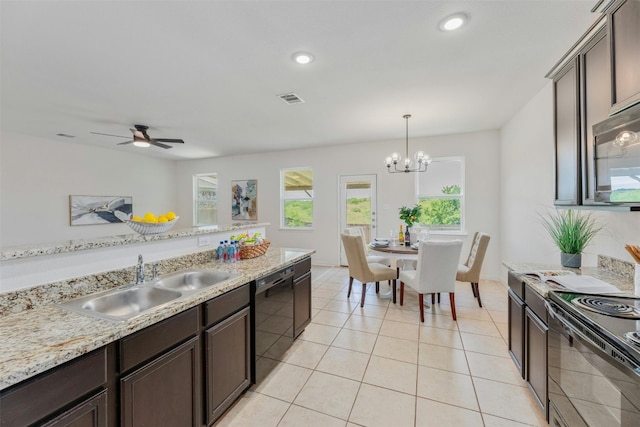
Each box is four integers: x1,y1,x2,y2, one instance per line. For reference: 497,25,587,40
385,114,431,173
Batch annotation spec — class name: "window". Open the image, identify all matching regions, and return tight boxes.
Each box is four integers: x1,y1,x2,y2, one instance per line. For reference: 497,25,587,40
281,167,313,228
193,174,217,225
416,157,464,231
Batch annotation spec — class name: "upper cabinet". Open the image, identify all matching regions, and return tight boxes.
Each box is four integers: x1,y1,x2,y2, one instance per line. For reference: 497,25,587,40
549,0,639,208
610,0,640,114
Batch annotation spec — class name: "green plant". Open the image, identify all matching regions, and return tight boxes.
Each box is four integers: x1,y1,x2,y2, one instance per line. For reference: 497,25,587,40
540,209,603,254
399,204,421,228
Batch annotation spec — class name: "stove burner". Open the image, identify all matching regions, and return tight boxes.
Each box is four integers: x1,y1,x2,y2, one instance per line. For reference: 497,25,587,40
571,296,640,319
624,331,640,347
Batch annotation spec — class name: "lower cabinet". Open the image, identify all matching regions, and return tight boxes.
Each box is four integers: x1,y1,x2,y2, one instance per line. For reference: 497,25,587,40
42,390,108,427
205,306,251,425
508,289,525,375
525,306,548,412
294,271,312,338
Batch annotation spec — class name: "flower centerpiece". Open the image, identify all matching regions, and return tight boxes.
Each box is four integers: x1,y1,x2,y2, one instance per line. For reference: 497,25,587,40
539,209,603,268
399,204,421,228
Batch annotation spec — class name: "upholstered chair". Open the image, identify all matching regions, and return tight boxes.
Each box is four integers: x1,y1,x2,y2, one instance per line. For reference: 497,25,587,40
341,233,397,307
398,240,463,322
456,232,490,307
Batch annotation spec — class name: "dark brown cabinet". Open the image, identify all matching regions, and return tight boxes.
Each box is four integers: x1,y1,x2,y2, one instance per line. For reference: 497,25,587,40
610,0,640,113
525,307,548,413
508,289,525,376
293,257,312,338
42,390,108,427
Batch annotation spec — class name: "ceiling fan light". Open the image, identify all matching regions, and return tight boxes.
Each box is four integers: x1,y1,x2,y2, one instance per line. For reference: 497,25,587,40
439,13,469,31
133,139,151,148
293,52,314,64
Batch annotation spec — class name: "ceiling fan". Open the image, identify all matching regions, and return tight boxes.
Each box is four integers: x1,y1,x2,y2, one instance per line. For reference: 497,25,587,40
91,124,185,149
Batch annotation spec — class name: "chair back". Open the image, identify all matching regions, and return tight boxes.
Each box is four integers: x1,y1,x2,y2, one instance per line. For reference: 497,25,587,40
459,232,490,281
344,227,370,253
341,233,374,283
413,240,463,293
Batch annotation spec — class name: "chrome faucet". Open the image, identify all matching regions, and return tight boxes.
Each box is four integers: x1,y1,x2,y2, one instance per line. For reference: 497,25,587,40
135,254,145,284
151,262,159,280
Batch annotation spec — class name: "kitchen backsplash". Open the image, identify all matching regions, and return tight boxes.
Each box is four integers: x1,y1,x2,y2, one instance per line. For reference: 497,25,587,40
598,254,634,280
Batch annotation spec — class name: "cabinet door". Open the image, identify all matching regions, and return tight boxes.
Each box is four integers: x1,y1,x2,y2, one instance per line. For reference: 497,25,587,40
42,390,107,427
205,306,251,425
508,289,525,378
294,272,312,338
610,0,640,113
554,59,581,205
581,28,610,204
525,307,548,417
121,337,201,427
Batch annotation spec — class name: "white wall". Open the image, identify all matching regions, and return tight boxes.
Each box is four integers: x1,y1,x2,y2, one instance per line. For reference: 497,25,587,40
500,82,640,272
0,131,178,246
176,130,502,279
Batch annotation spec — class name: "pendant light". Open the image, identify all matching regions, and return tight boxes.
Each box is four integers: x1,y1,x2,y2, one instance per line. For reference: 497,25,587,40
385,114,431,173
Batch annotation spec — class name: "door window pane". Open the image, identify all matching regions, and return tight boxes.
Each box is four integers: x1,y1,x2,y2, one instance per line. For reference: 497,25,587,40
193,174,217,225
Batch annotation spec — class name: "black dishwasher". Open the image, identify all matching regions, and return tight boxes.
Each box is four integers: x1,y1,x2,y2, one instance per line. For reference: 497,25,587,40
251,265,294,384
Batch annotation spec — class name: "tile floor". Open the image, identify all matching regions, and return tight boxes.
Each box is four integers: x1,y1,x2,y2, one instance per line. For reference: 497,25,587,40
215,266,548,427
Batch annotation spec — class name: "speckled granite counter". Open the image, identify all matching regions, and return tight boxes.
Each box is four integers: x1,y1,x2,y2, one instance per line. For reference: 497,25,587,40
503,260,635,298
0,247,314,391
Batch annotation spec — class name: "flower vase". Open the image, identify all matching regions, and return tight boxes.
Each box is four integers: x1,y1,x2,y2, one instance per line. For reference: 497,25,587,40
560,253,581,268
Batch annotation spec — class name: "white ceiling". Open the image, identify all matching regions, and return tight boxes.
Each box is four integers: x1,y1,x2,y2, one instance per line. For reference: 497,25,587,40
1,1,598,160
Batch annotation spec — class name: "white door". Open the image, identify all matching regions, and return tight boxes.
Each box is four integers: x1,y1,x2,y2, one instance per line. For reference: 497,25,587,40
339,174,377,266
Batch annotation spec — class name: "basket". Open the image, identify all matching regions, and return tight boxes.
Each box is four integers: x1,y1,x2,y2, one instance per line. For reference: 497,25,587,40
239,239,270,259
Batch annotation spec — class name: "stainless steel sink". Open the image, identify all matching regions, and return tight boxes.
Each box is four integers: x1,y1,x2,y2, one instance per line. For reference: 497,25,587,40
59,286,182,322
152,269,237,292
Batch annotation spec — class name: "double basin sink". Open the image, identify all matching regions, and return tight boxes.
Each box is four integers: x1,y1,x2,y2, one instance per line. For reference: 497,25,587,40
58,269,239,322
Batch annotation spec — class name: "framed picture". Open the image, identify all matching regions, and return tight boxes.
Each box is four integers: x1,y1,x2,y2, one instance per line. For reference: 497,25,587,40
231,180,257,221
69,195,133,226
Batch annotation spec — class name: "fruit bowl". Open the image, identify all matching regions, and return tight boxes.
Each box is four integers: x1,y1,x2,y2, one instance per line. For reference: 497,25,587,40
115,211,179,235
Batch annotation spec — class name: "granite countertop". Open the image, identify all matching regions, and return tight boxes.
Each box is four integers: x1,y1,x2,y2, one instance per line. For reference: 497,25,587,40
503,261,635,298
0,222,270,260
0,247,314,391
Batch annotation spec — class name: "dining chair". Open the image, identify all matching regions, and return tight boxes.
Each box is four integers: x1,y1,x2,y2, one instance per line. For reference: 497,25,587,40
456,232,490,307
343,227,392,293
341,233,398,307
398,240,463,322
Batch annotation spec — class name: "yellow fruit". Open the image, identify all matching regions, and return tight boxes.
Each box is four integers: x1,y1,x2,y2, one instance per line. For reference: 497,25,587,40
144,217,158,223
166,211,176,221
157,215,168,223
132,216,143,222
143,212,156,221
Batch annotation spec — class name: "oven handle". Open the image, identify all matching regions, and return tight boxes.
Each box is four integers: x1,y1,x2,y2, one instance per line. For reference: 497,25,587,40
546,301,640,379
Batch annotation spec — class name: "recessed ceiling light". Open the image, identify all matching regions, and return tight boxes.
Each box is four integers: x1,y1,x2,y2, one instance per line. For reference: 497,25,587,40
439,13,469,31
292,52,314,65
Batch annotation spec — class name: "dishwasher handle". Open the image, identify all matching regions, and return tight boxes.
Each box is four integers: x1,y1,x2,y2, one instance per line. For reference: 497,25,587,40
255,266,294,293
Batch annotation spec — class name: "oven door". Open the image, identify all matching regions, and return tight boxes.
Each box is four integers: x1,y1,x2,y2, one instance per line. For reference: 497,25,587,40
547,302,640,426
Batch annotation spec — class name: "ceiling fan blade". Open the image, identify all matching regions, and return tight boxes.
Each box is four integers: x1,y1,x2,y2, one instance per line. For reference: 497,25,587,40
150,140,172,149
154,138,185,143
130,128,146,139
117,140,134,145
91,132,131,139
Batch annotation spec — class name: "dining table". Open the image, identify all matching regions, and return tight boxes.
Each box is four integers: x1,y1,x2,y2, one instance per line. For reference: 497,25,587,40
368,243,418,302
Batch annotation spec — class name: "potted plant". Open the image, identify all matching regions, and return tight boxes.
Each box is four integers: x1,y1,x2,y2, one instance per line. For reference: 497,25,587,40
540,209,603,268
399,204,421,228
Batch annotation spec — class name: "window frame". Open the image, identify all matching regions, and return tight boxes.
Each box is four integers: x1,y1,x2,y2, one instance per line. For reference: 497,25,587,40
280,167,314,230
415,156,465,234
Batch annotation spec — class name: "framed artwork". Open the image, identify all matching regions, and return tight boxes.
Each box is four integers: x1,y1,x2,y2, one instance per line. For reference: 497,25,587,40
231,180,257,221
69,195,133,226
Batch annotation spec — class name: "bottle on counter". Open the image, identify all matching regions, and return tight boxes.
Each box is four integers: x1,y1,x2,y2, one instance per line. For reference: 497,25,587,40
223,240,230,263
405,226,411,246
216,241,224,263
228,241,236,263
398,225,404,246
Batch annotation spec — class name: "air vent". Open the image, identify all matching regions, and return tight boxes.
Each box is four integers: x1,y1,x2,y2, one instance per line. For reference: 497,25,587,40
278,93,304,105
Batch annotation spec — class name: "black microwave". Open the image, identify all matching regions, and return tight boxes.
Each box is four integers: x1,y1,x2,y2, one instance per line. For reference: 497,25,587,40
593,102,640,208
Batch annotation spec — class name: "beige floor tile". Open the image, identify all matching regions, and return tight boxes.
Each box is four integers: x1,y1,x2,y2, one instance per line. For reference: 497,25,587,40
294,371,360,420
331,329,378,354
362,355,417,394
317,282,349,291
488,309,509,324
314,288,341,300
483,413,543,427
454,304,492,321
254,362,313,402
457,317,502,337
496,321,509,343
322,299,358,314
275,339,328,369
416,365,478,410
316,347,370,381
419,325,463,349
418,343,469,374
460,331,509,357
474,377,548,425
351,303,389,319
278,404,347,427
421,311,459,330
415,397,484,426
214,391,290,427
343,314,383,334
384,306,422,324
379,319,420,341
312,296,331,310
349,383,416,427
466,351,526,386
299,323,341,345
312,310,351,328
372,335,418,364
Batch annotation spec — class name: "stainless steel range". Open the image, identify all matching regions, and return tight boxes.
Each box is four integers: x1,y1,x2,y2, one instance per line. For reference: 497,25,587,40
547,291,640,426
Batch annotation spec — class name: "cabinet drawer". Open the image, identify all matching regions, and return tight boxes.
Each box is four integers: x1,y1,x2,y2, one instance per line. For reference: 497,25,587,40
294,257,311,281
0,348,106,427
508,271,525,300
525,285,547,324
205,284,250,327
120,307,199,372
